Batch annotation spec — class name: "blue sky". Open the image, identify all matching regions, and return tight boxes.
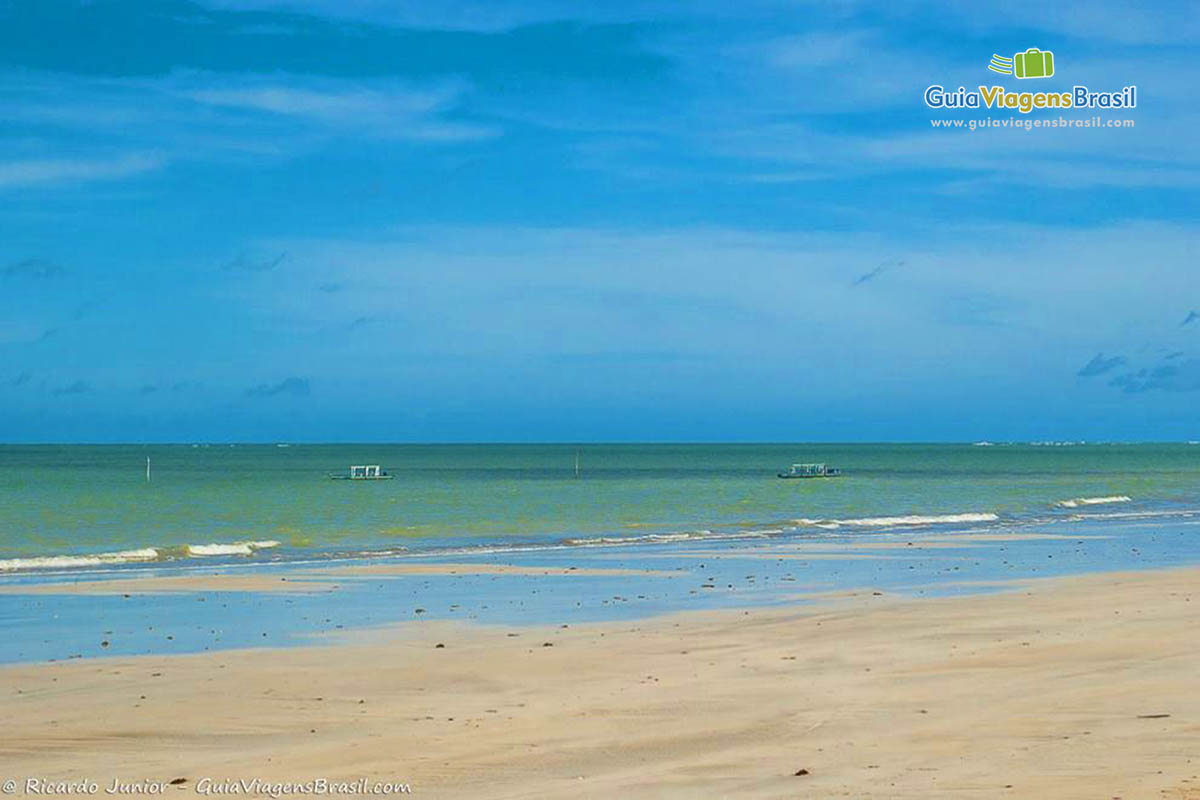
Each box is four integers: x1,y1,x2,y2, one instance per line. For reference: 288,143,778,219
1,0,1198,442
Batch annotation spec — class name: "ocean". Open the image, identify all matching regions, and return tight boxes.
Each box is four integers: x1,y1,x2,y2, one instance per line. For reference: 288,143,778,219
2,443,1198,572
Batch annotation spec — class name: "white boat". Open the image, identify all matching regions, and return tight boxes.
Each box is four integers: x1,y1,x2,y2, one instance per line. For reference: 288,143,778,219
777,463,842,479
329,465,393,480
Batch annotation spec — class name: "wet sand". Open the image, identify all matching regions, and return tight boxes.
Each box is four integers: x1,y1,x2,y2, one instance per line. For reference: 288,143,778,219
0,563,677,595
2,566,1199,798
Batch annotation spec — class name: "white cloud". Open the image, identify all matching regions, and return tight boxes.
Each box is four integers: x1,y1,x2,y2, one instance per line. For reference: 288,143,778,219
0,153,165,190
186,80,499,141
239,219,1200,382
184,82,448,118
0,70,498,177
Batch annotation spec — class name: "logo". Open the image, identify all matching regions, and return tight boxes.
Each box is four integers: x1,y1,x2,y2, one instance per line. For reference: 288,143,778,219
923,47,1136,115
989,48,1055,79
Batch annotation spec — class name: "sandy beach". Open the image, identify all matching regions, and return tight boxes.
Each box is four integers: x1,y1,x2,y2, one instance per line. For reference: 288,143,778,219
3,565,1199,799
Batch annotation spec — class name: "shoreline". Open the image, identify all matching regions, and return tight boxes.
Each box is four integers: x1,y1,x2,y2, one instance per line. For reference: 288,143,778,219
3,514,1198,665
3,565,1199,798
1,493,1190,579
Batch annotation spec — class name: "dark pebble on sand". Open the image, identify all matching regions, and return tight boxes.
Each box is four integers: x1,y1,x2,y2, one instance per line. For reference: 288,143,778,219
435,643,445,648
168,779,187,786
794,769,809,776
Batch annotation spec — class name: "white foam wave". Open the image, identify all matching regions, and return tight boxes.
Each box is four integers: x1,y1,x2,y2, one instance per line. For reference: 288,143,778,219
1067,509,1197,522
563,531,710,547
186,540,281,557
0,547,160,572
793,512,999,530
1057,495,1131,508
561,529,776,548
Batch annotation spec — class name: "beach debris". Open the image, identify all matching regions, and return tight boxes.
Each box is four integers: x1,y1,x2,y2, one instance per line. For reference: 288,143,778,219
542,642,554,647
1136,713,1170,719
435,643,445,649
793,768,810,776
168,778,187,786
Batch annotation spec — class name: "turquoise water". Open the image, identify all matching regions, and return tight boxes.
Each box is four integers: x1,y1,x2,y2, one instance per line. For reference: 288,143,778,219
1,443,1199,570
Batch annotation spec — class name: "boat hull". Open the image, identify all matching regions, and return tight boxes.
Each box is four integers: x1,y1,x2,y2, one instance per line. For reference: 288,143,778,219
777,473,840,479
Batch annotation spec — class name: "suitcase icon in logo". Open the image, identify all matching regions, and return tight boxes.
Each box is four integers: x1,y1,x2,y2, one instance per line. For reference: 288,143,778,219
1013,48,1054,79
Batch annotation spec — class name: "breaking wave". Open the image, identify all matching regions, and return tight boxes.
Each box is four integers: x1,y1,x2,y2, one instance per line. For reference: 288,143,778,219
186,540,281,556
561,530,776,548
0,540,281,572
793,512,999,530
0,547,160,572
1056,495,1131,508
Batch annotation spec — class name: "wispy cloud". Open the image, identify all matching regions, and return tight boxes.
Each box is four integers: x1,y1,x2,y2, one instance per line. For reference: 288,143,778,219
545,349,704,365
1182,310,1199,326
1078,352,1128,377
852,260,903,287
245,376,311,398
224,251,288,272
1,258,65,279
186,79,497,142
1109,359,1200,393
0,154,164,190
52,380,92,396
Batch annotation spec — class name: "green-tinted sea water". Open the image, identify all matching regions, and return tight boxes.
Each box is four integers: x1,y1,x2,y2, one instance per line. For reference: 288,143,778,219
1,443,1198,569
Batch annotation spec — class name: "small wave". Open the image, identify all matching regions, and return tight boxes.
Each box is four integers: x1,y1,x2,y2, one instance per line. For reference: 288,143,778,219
563,531,711,547
1066,509,1197,522
1057,495,1131,508
0,547,160,572
793,512,999,530
185,540,281,557
561,529,775,548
